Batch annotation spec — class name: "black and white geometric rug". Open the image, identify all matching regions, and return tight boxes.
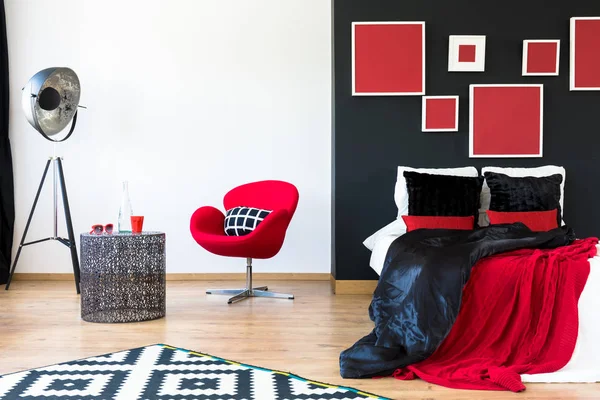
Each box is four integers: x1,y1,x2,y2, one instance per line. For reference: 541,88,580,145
0,344,390,399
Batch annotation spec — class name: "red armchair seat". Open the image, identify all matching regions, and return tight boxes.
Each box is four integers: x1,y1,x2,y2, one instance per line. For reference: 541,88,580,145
190,180,299,304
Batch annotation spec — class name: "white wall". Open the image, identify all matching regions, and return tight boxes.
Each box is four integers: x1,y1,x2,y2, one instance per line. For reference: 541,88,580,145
5,0,331,273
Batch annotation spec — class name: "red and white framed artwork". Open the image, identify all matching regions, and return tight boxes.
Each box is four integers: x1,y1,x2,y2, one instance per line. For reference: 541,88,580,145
469,84,543,158
352,21,425,96
448,35,486,72
522,40,560,76
570,17,600,90
422,96,459,132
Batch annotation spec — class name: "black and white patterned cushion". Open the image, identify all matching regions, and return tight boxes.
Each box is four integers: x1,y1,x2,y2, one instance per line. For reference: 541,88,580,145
224,206,272,236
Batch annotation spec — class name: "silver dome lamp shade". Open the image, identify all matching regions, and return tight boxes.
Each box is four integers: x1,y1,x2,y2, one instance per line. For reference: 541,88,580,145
21,67,81,141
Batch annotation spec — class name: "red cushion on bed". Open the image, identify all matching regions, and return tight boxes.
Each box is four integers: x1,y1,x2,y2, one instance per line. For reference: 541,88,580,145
486,209,558,232
402,215,475,231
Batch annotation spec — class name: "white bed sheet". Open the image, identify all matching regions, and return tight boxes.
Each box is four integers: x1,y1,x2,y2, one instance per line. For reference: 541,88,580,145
369,235,600,383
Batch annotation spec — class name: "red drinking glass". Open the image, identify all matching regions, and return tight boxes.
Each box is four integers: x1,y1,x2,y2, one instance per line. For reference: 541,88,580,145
131,216,144,233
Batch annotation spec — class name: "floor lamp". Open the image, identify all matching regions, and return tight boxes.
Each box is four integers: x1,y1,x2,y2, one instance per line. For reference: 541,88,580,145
5,67,84,293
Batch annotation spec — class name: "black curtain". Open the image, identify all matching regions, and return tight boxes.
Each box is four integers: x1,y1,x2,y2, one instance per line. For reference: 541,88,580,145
0,0,12,284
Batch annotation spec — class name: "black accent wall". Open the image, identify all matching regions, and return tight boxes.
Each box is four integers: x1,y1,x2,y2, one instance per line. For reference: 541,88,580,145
332,0,600,281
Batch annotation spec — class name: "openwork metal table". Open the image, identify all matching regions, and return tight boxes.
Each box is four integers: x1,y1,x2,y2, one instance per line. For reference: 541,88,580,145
80,231,166,323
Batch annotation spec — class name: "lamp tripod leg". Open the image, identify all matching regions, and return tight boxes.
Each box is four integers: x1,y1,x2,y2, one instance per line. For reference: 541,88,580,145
52,154,58,239
56,158,81,294
5,159,52,290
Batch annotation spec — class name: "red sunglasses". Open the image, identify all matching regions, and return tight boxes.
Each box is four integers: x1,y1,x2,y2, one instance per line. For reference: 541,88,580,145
90,224,114,235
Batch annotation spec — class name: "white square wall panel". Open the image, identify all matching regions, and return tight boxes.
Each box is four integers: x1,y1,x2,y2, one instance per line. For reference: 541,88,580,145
448,35,486,72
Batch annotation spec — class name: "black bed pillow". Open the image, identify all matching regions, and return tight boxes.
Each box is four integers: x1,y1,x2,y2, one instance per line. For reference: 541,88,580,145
483,172,562,225
403,171,484,225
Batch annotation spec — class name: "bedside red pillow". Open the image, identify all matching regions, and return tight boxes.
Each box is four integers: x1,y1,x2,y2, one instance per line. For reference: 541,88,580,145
486,209,559,232
402,215,475,232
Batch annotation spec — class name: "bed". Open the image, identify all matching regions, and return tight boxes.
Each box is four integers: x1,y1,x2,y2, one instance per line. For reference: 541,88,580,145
344,164,600,388
368,231,600,383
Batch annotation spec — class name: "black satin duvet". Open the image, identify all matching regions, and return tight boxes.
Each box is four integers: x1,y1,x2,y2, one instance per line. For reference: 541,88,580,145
339,223,575,379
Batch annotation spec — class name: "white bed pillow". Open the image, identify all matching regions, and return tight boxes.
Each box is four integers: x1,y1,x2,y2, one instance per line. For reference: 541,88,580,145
394,166,479,218
363,219,407,251
479,165,566,226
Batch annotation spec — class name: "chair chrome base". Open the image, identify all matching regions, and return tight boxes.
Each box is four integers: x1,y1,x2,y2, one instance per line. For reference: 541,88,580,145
206,258,294,304
206,288,294,304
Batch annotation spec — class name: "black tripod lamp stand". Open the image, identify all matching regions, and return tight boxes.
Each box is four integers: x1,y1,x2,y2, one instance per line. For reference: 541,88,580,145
5,67,84,293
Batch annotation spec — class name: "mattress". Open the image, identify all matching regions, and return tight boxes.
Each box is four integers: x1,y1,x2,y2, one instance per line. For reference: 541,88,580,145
368,235,600,383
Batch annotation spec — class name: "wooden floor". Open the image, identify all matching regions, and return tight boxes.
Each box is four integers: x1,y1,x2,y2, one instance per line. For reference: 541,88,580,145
1,280,598,400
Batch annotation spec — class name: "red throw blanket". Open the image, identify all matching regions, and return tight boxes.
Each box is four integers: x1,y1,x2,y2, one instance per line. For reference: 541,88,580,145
393,237,598,392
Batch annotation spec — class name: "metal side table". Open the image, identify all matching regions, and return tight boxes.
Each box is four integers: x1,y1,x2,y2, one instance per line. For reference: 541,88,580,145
80,231,166,323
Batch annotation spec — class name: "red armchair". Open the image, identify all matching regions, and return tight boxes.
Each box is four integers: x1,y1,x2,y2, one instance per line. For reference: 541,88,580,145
190,180,299,304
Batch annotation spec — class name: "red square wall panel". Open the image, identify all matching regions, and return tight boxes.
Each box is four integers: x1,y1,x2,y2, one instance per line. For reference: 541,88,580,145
458,45,477,62
523,40,559,75
469,85,543,158
571,17,600,90
422,96,459,132
352,22,425,95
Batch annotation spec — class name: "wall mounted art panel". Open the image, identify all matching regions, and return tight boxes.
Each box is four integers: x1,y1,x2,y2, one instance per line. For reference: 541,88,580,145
448,35,486,72
522,40,560,76
422,96,459,132
570,17,600,90
469,84,543,158
352,21,425,95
